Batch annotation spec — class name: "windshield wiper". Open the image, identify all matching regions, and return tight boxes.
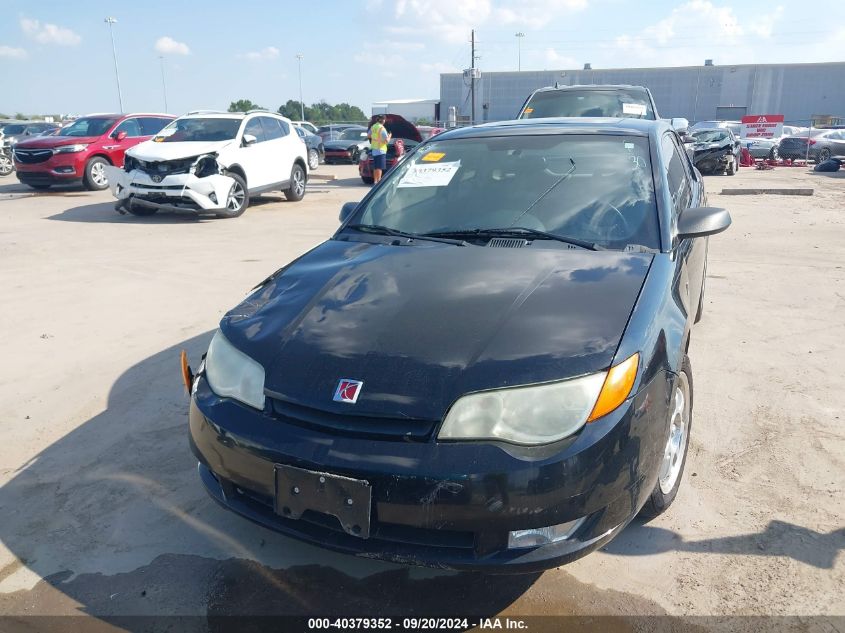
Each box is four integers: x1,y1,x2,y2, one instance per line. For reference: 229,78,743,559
424,227,603,251
509,157,577,226
345,224,466,246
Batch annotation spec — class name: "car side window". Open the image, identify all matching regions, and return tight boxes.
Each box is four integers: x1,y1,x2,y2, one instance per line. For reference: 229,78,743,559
662,133,692,217
259,117,284,141
243,118,266,143
139,117,171,136
113,118,142,137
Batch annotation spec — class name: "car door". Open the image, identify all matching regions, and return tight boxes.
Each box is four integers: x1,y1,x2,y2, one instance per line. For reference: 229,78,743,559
258,116,296,185
235,116,271,189
104,117,144,167
830,130,845,157
662,132,704,320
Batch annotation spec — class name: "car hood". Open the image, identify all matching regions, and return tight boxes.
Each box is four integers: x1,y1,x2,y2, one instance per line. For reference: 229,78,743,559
323,139,368,150
13,135,100,149
369,114,423,142
127,139,234,161
220,240,652,420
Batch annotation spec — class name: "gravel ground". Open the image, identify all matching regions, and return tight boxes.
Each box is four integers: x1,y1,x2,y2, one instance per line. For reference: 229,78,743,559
0,164,842,630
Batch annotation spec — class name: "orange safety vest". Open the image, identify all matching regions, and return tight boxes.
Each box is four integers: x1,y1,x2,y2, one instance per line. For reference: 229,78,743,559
369,122,388,152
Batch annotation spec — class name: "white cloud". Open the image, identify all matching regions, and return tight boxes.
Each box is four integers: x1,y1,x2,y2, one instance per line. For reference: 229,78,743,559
154,36,190,56
544,48,577,69
0,45,27,59
353,51,405,68
383,0,585,44
239,46,280,61
749,5,784,38
611,1,749,66
20,18,80,46
420,61,460,74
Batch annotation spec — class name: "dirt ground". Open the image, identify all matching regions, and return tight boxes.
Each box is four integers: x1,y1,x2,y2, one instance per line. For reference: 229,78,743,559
0,164,842,630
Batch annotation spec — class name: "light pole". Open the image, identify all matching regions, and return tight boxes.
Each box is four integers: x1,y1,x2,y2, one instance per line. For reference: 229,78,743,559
104,17,124,112
515,32,525,72
159,56,168,112
296,53,304,120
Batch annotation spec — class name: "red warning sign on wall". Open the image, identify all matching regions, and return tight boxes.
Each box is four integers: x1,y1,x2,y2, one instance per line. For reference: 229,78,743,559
741,114,785,139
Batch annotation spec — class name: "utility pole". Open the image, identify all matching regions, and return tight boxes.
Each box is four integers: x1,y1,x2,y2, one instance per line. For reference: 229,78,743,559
159,56,168,112
515,32,525,71
104,17,124,113
296,54,305,121
471,30,475,125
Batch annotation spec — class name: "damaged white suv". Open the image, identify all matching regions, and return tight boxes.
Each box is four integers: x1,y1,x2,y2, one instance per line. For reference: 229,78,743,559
107,111,308,218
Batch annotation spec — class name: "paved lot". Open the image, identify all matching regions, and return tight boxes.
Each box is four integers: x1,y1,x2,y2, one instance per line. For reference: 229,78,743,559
0,164,842,629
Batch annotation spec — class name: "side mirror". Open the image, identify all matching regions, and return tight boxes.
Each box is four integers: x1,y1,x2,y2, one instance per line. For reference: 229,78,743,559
243,134,257,147
339,201,358,224
677,207,731,241
671,118,690,134
114,130,128,141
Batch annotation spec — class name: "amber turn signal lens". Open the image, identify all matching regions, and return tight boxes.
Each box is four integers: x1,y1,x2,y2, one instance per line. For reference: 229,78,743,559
587,353,639,422
180,350,193,394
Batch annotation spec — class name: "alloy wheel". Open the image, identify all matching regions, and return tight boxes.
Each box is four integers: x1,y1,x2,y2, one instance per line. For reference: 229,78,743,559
227,181,245,211
658,372,690,494
292,168,305,197
91,162,108,187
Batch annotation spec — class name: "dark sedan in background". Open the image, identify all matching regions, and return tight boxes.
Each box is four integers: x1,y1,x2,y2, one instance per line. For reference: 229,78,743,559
186,118,730,572
323,126,369,164
778,129,845,162
295,126,325,170
317,124,360,143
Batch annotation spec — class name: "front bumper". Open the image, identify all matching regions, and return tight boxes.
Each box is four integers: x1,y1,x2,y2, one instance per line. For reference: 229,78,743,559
189,371,673,573
15,152,85,184
106,166,235,212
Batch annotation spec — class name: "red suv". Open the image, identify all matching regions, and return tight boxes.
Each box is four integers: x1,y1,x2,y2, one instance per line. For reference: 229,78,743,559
13,113,174,191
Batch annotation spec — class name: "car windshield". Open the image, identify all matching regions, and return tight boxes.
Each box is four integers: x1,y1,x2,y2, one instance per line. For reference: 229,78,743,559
154,118,241,142
3,124,27,135
339,128,367,140
521,90,655,120
692,130,729,143
58,117,119,137
352,133,659,250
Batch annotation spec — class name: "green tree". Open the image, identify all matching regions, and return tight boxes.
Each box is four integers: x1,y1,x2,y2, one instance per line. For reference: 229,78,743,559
228,99,263,113
277,100,304,120
14,112,27,120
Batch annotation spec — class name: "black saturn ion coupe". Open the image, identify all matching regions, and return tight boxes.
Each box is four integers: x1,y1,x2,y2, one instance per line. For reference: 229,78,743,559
187,118,731,573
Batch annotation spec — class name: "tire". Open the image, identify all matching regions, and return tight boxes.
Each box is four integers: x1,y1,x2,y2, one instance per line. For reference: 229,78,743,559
0,153,13,176
361,176,374,185
640,356,693,519
768,146,779,161
349,147,360,164
215,173,249,218
307,148,319,171
726,156,736,176
818,148,831,163
284,163,306,202
28,184,51,190
83,156,110,191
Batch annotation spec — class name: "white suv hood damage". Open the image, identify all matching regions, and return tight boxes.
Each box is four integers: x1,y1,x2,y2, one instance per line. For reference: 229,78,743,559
128,139,235,161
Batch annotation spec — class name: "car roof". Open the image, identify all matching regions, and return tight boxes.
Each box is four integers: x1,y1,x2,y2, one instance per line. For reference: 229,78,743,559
435,117,668,141
531,84,650,93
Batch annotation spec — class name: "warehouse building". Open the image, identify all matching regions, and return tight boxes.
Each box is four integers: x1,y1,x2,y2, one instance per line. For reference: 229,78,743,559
439,61,845,126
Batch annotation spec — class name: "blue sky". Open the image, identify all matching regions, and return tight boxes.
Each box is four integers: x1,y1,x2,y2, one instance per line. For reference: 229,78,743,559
2,0,844,117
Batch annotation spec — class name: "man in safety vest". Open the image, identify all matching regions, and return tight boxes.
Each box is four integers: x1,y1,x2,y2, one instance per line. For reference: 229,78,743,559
368,114,391,184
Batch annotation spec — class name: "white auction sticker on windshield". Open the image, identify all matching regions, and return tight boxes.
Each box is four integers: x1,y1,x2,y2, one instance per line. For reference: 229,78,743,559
622,103,647,116
398,161,461,188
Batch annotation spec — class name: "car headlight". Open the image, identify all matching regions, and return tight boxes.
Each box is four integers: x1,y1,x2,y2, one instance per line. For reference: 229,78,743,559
204,330,266,410
438,353,639,445
55,143,89,154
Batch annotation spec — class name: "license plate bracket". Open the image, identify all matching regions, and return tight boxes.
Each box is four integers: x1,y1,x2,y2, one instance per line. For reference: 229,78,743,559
275,465,372,539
